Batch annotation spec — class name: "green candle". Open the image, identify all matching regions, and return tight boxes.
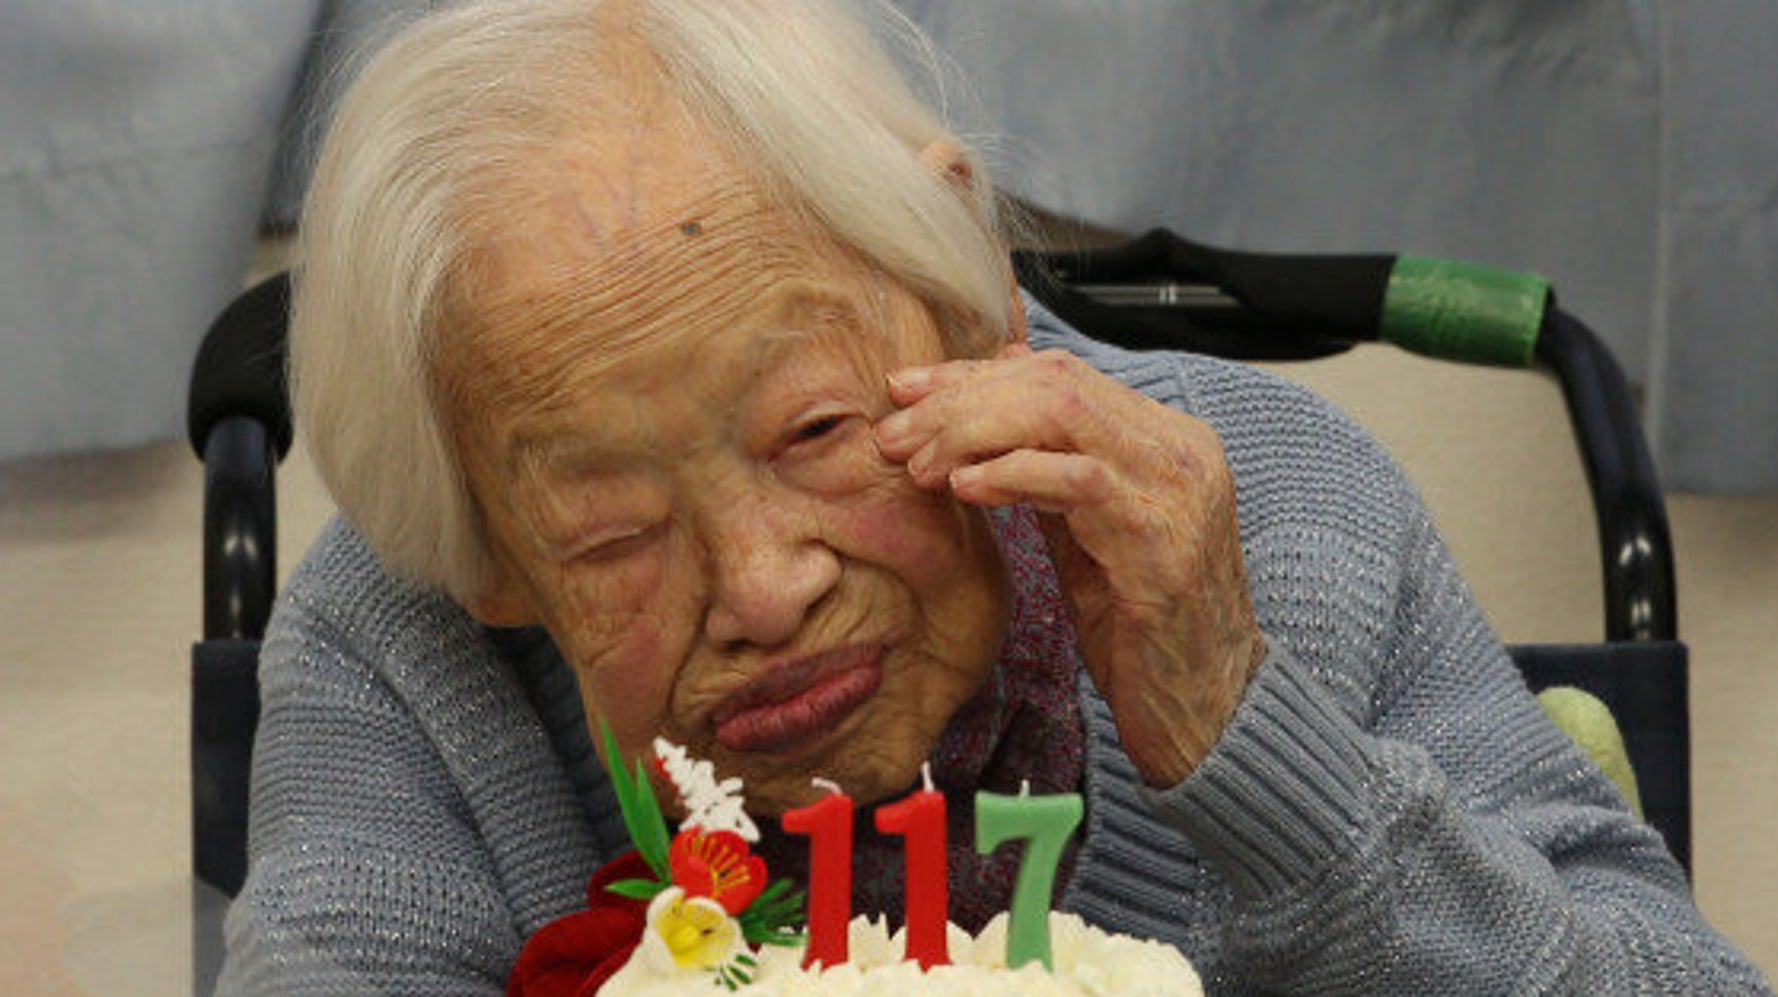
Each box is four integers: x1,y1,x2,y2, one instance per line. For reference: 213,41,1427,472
974,784,1083,970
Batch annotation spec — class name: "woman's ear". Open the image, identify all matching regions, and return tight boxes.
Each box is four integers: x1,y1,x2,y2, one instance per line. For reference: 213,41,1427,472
1004,283,1029,348
918,138,974,194
918,138,1028,349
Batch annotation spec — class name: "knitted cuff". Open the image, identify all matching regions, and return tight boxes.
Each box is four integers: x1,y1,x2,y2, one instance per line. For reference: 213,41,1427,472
1139,642,1373,900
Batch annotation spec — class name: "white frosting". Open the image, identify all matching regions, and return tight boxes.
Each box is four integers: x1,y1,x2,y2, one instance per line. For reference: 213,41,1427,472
600,911,1204,997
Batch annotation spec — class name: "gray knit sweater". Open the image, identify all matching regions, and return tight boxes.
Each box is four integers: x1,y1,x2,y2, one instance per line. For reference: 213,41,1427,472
218,303,1771,995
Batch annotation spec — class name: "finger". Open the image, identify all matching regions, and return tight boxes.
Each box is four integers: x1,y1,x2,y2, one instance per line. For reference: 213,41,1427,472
877,359,1022,460
884,357,998,405
946,449,1117,514
951,449,1199,601
882,337,1039,408
881,352,1127,476
877,358,1008,461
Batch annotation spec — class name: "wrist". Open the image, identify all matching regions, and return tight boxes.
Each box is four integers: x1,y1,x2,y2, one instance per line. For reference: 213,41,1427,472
1128,629,1268,788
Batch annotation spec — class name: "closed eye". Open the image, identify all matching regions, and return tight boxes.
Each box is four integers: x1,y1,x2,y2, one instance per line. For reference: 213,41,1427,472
791,414,845,444
574,523,664,564
769,410,876,493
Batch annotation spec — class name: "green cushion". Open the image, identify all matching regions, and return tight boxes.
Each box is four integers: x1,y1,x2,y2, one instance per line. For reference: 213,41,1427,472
1537,686,1643,816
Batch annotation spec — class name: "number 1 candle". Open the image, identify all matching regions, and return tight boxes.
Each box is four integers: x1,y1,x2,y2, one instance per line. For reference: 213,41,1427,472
874,763,949,968
974,782,1083,970
782,778,854,968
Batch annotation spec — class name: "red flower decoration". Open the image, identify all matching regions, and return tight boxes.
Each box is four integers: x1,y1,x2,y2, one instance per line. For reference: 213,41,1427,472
668,829,767,915
506,907,640,997
507,851,653,997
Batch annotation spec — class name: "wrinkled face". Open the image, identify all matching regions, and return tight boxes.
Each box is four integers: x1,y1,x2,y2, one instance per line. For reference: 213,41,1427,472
441,114,1009,814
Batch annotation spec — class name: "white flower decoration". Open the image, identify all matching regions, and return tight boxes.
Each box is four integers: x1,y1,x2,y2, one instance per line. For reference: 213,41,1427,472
641,886,745,975
654,738,760,842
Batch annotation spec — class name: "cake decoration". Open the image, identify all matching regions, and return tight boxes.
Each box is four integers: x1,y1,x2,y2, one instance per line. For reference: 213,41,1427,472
780,779,855,969
974,782,1084,970
508,723,804,996
872,764,949,969
507,724,1205,996
654,739,761,842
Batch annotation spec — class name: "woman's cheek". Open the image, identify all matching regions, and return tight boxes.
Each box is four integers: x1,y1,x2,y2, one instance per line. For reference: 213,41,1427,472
549,559,684,753
781,432,979,577
560,606,681,765
845,473,981,581
588,617,669,719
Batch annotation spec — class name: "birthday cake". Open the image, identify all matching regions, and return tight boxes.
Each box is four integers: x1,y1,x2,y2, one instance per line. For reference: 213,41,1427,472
507,732,1203,997
599,910,1204,997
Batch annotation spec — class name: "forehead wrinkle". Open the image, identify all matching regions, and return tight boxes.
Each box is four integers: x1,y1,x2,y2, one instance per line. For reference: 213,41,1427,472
755,287,873,355
467,228,871,425
510,429,634,484
492,278,863,482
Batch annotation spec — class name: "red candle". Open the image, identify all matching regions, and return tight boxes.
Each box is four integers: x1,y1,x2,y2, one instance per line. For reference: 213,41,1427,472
781,779,854,968
874,763,950,969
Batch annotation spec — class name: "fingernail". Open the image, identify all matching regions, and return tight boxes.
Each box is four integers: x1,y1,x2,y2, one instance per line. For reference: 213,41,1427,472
905,446,930,480
887,366,932,391
876,409,912,444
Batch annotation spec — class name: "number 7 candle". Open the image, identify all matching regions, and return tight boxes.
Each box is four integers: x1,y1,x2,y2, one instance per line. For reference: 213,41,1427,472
974,783,1083,970
781,778,854,968
874,763,949,968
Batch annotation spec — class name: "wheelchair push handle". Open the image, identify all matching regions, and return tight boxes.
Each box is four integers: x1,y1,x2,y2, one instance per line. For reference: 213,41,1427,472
188,271,291,642
1019,229,1675,644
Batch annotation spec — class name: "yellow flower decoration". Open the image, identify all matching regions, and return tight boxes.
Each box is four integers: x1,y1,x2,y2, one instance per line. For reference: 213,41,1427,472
642,886,743,974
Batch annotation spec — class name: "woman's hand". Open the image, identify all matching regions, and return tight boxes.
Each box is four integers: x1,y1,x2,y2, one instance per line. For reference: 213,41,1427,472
874,345,1266,787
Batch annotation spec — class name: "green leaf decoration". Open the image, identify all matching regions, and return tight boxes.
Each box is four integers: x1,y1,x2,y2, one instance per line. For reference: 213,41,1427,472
738,879,807,947
717,960,754,991
598,718,671,881
750,879,795,910
603,878,671,901
629,758,672,878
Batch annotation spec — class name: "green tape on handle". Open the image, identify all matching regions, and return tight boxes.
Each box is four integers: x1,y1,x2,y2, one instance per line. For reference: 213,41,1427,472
1380,255,1549,367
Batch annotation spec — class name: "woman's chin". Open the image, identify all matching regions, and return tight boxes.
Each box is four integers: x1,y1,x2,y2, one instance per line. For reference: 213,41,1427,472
717,732,928,816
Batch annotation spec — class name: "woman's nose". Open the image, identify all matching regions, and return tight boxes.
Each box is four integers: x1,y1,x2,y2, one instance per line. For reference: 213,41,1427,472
701,506,841,648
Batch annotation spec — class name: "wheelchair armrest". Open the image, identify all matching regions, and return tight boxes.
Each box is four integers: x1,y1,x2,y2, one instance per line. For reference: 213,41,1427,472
1535,309,1677,642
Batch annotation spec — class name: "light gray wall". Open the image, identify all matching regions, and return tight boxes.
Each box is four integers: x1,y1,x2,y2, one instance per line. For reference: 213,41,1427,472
6,1,1771,490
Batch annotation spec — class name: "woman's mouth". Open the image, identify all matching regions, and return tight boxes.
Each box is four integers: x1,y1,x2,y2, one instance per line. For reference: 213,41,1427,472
711,645,884,756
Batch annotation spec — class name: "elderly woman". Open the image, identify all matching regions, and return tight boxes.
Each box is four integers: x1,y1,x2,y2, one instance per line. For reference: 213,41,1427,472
219,0,1768,994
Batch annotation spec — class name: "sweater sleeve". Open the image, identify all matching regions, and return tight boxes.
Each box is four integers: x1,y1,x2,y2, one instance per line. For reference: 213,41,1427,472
215,604,519,996
214,520,601,995
1136,381,1772,994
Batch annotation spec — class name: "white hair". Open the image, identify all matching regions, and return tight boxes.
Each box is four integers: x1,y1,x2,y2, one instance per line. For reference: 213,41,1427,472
292,0,1016,601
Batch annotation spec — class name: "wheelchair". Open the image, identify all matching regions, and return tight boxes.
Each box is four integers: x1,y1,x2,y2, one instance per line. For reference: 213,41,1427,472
184,230,1689,989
